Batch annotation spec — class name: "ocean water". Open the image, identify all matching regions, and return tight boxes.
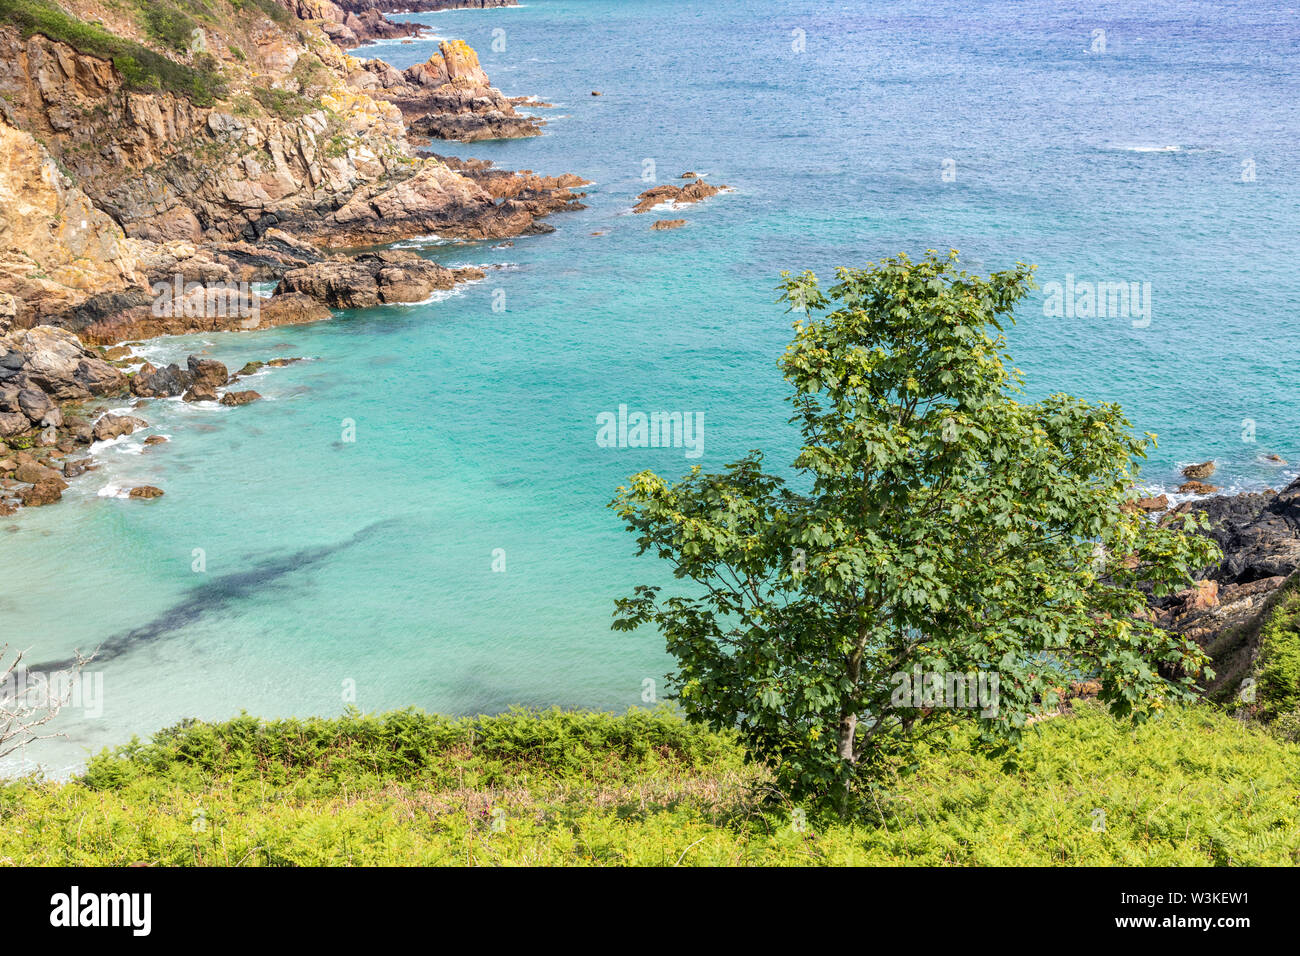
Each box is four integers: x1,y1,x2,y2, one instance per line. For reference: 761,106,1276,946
3,0,1298,776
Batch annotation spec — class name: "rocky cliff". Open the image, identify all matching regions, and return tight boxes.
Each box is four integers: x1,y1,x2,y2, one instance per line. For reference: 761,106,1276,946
0,1,582,322
0,0,584,514
352,39,546,142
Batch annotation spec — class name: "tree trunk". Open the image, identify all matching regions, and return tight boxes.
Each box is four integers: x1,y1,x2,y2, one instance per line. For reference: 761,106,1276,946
837,712,857,762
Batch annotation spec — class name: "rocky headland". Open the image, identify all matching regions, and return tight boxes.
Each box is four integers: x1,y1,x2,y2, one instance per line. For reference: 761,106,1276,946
351,39,548,142
0,0,584,514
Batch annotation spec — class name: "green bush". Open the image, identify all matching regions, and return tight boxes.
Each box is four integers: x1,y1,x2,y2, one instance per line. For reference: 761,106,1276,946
1256,578,1300,720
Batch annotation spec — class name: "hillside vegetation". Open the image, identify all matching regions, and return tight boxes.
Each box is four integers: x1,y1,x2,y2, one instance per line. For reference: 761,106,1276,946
1,704,1297,866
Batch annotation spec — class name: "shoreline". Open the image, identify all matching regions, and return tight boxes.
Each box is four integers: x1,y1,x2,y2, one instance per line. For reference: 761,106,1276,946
1,1,588,516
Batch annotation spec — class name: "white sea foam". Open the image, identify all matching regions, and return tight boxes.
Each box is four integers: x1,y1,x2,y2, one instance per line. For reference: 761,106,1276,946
395,277,483,306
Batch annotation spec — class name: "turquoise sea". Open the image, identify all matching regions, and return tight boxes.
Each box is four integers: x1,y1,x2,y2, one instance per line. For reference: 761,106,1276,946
3,0,1298,775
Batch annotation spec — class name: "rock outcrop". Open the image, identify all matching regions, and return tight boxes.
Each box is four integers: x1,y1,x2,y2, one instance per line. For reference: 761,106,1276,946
1152,477,1300,700
353,40,545,142
0,18,580,315
632,177,728,213
0,111,143,327
0,0,585,517
275,250,484,308
282,0,426,49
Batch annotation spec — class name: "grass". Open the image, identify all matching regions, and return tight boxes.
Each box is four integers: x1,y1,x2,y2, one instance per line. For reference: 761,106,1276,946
2,703,1298,866
0,0,227,105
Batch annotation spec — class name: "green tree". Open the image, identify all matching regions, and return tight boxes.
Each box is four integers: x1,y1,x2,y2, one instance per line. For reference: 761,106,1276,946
611,251,1219,812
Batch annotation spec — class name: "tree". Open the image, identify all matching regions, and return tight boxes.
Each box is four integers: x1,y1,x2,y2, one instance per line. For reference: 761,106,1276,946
611,251,1218,811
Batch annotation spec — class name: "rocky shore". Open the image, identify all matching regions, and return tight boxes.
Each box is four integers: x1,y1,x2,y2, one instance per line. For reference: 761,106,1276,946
1128,461,1300,706
0,0,584,515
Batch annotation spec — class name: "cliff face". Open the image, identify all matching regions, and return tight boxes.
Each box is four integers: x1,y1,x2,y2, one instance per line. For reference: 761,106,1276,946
0,21,415,243
352,39,546,142
333,0,518,13
0,109,142,328
0,0,582,332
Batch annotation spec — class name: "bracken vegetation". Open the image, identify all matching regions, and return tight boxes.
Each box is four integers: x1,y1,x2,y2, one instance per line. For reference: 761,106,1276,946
1,704,1297,865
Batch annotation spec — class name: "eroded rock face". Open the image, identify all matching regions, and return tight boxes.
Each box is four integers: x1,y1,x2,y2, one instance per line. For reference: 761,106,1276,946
275,250,483,308
0,112,144,325
356,41,544,142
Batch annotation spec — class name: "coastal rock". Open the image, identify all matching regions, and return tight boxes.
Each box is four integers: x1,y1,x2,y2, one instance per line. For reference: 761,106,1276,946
183,384,220,403
131,363,193,398
275,250,476,308
19,478,65,507
0,327,126,401
0,412,29,438
221,390,263,406
1182,461,1216,481
188,356,230,391
1178,480,1219,495
651,219,687,230
1167,477,1300,584
92,413,148,441
1153,477,1300,699
128,485,165,499
14,460,60,484
1124,494,1168,513
359,41,544,142
632,177,727,214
